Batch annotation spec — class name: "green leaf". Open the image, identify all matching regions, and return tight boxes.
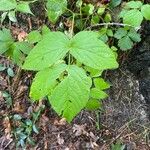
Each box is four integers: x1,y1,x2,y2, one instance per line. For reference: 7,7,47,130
46,0,67,24
107,29,113,37
0,28,13,42
111,141,126,150
90,88,108,99
114,28,127,39
141,4,150,21
82,4,94,15
0,64,6,71
70,31,118,70
49,65,92,122
0,28,14,54
27,30,42,43
118,36,133,51
0,0,17,11
91,15,100,25
85,66,103,77
30,63,67,100
104,13,112,22
123,9,143,27
7,67,15,77
119,9,128,18
16,2,33,15
86,99,101,110
97,7,105,15
41,25,51,36
1,12,8,24
109,0,122,8
23,32,69,70
128,29,141,42
76,0,82,8
125,1,143,9
32,124,39,134
13,114,22,120
12,47,24,65
94,78,110,90
15,42,33,54
8,11,17,22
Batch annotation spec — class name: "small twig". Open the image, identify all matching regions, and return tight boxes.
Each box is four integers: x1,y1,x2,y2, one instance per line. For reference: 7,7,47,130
86,22,141,31
3,139,13,149
12,67,22,94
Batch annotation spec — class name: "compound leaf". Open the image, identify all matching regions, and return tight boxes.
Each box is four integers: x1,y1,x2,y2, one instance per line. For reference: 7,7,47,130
49,65,92,122
30,63,67,100
141,4,150,21
70,31,118,70
23,32,69,70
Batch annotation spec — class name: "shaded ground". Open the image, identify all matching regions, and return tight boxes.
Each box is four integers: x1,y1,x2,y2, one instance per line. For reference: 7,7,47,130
0,56,149,149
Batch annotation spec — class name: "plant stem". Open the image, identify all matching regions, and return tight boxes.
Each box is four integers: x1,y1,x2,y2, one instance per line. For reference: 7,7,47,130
68,13,75,65
86,22,141,31
71,13,75,37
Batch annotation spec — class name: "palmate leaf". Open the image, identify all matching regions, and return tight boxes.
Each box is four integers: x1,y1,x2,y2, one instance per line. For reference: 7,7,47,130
70,31,118,70
23,31,118,122
49,65,92,122
30,63,67,100
23,32,70,70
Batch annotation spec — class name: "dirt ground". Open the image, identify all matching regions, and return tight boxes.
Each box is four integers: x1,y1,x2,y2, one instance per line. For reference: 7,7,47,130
0,56,150,149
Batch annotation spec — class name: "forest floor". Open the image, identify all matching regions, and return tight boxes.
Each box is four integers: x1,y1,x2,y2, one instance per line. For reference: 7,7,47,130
0,1,150,150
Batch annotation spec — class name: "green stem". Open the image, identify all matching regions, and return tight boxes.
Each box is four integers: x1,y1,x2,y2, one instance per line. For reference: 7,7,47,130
68,13,75,65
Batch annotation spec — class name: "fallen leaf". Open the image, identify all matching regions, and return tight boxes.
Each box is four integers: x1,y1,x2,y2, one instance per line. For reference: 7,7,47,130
57,134,64,145
18,31,28,41
73,124,88,136
54,118,67,126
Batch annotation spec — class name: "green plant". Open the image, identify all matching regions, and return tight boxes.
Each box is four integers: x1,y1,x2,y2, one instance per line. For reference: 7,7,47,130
114,28,141,51
1,0,150,123
0,28,33,65
0,0,35,23
111,141,125,150
120,1,150,28
23,30,118,122
12,104,45,148
46,0,67,24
